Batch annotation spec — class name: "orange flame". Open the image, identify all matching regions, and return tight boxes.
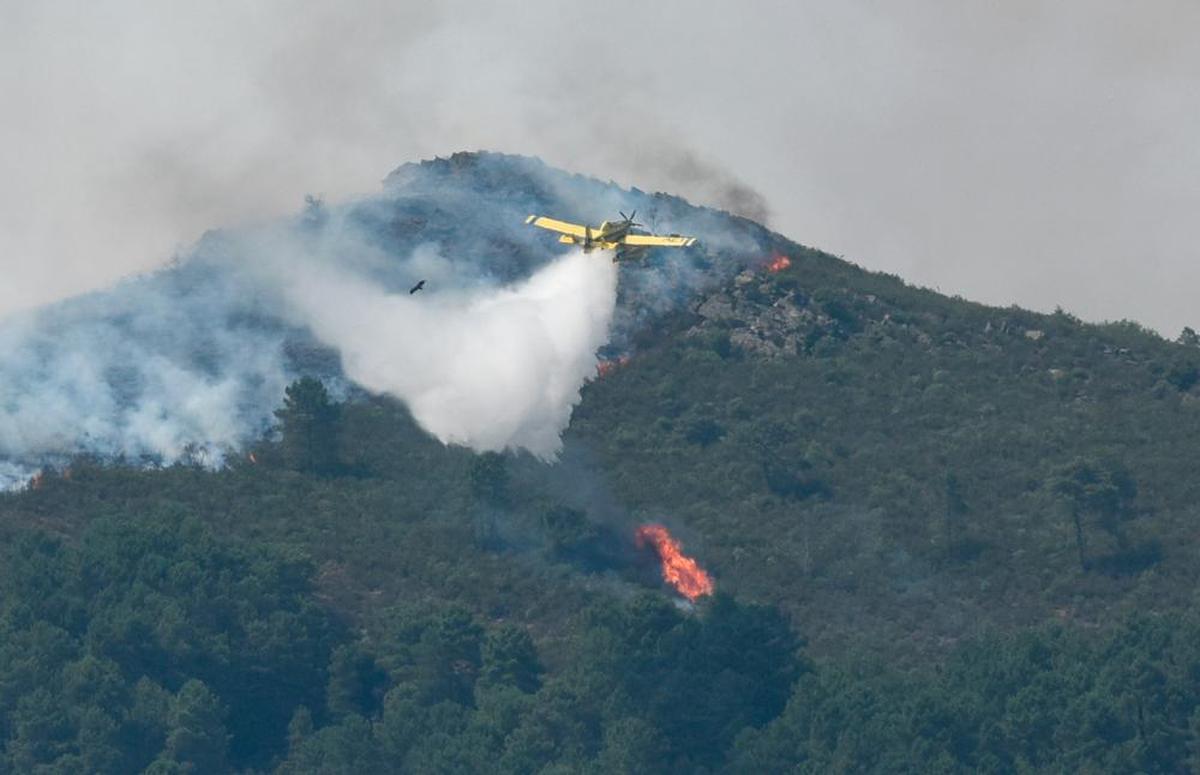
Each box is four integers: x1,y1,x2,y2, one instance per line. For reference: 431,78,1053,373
28,472,44,491
248,452,258,465
765,253,792,273
596,354,631,378
635,524,714,601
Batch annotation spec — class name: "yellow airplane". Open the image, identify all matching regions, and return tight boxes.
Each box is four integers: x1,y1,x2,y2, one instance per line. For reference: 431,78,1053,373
525,210,697,262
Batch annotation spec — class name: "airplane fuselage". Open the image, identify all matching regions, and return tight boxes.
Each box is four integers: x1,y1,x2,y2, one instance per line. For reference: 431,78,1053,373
581,222,645,261
595,221,630,241
526,213,696,263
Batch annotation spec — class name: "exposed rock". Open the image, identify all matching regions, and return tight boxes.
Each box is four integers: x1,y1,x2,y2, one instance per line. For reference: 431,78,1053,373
696,295,736,321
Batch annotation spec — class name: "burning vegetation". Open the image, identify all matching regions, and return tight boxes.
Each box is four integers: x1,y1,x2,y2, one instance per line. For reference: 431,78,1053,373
764,253,792,273
596,354,632,379
635,524,715,601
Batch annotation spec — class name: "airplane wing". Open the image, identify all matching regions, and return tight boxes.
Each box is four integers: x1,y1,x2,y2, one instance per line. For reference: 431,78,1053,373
525,215,589,238
621,234,698,247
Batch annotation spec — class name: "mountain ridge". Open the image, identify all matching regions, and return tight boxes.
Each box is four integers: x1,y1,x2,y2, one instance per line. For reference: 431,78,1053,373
4,151,1200,770
6,151,1199,658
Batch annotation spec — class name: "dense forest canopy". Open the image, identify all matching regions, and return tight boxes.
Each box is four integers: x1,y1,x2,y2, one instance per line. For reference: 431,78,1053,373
3,153,1200,771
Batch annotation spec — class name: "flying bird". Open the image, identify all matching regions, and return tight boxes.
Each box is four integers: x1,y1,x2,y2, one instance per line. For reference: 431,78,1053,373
409,280,425,294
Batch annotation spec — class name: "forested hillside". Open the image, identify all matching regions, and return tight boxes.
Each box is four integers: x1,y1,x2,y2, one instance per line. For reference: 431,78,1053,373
4,152,1200,771
572,241,1200,659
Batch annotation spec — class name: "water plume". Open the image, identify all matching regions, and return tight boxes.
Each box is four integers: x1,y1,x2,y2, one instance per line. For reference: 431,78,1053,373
277,248,618,458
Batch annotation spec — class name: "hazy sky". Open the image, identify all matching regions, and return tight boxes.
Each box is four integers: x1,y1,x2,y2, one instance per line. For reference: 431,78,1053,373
2,1,1197,334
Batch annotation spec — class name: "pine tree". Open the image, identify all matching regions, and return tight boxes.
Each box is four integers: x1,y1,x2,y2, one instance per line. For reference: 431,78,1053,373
274,378,339,474
161,680,229,773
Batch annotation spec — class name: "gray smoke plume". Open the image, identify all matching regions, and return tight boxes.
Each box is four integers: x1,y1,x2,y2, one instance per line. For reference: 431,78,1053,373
0,263,293,476
5,2,1199,340
0,153,767,489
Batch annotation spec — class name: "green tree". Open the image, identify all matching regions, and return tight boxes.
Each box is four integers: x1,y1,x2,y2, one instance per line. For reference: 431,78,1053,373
469,451,510,508
275,377,340,474
416,609,485,706
480,625,542,694
942,471,969,557
1053,458,1139,570
540,506,604,564
128,678,172,766
162,680,229,773
469,452,510,548
278,714,382,775
286,706,314,756
326,644,385,719
593,717,669,774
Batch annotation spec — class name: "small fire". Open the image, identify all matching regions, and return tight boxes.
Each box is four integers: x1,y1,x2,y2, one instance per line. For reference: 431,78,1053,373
28,471,44,491
765,253,792,273
635,524,714,601
248,452,258,465
596,354,631,378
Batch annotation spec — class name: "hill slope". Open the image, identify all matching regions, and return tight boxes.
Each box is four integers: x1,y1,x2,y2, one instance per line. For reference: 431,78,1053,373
2,151,1200,770
6,150,1200,655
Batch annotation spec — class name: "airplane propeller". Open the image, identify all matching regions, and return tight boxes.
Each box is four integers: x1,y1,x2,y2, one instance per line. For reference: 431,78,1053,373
619,210,644,228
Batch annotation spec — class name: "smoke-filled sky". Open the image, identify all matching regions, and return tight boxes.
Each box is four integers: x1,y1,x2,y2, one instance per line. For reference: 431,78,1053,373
2,1,1198,334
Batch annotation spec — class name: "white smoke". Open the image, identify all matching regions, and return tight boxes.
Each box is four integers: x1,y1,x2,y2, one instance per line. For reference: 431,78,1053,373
274,247,617,459
0,235,618,487
0,269,292,488
0,154,721,486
